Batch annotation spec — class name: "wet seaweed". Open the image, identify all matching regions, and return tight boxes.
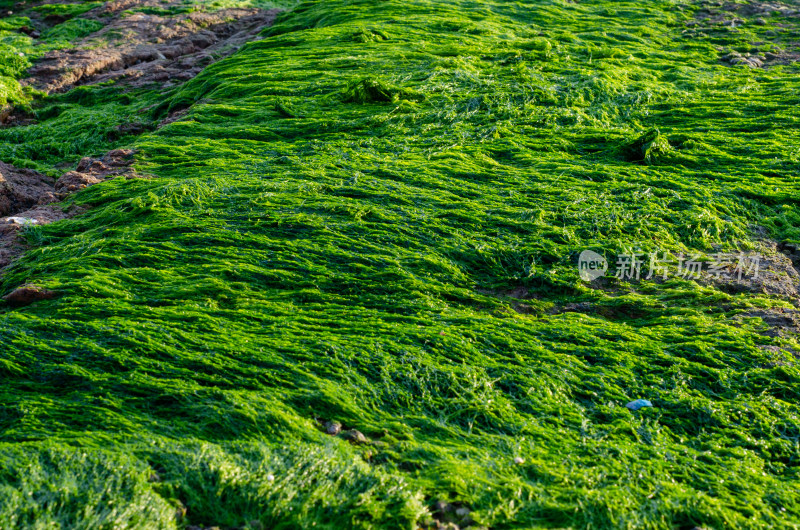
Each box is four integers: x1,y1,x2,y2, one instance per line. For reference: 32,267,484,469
0,0,800,528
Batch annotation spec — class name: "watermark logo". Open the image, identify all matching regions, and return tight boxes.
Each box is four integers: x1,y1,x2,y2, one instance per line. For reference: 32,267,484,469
578,249,761,282
578,250,608,281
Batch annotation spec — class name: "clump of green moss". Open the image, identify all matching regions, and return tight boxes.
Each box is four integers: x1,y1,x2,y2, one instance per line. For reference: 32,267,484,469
621,128,673,165
342,78,397,103
31,2,103,19
41,18,104,42
342,78,422,104
351,27,388,43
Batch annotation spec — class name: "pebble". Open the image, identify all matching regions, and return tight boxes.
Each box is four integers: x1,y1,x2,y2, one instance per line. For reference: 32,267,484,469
341,429,368,444
625,399,653,411
434,500,451,513
324,420,342,435
266,474,275,481
513,456,525,465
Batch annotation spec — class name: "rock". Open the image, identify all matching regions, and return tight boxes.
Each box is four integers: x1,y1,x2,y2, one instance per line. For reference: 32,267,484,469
23,6,282,94
455,507,471,518
55,171,102,194
266,474,275,482
755,17,767,25
434,500,452,514
341,429,368,444
625,399,653,411
76,157,93,172
722,50,741,62
324,420,342,435
748,56,764,67
2,284,57,306
0,162,57,216
513,456,525,465
432,501,475,528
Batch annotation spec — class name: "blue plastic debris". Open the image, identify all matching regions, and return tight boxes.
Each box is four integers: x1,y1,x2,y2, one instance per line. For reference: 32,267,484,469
625,399,653,411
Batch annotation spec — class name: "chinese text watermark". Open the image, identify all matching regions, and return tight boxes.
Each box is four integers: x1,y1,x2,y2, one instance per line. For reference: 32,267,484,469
578,249,760,282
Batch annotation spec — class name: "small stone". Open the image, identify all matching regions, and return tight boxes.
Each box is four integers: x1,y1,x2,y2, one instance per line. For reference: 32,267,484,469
456,506,474,526
2,285,57,306
755,18,767,25
747,56,763,67
341,429,368,444
513,456,525,465
434,500,451,513
324,420,342,435
266,474,275,481
433,500,453,513
625,399,653,411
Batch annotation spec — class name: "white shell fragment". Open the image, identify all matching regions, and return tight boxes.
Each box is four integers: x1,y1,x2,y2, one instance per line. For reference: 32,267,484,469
4,217,39,226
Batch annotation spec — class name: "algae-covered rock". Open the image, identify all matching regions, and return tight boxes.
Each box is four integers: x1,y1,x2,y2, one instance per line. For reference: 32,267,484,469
342,78,423,104
622,128,673,165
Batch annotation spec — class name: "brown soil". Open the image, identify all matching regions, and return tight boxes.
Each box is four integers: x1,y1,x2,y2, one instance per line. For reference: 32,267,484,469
706,245,800,298
685,0,800,67
745,308,800,336
23,1,282,94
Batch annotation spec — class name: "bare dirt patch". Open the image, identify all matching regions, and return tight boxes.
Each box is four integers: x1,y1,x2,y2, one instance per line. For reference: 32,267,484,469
23,1,282,93
707,253,799,298
685,0,800,67
744,308,800,337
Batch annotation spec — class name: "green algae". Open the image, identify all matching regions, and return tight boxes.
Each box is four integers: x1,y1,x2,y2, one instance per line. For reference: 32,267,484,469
30,2,103,19
1,0,800,528
40,17,104,42
0,17,34,107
